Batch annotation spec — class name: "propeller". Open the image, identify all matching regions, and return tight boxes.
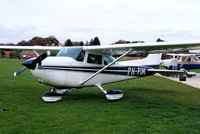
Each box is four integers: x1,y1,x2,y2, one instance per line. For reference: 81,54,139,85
14,67,27,77
14,51,50,77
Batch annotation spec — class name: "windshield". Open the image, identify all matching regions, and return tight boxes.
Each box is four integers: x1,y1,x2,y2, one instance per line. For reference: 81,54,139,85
56,47,84,61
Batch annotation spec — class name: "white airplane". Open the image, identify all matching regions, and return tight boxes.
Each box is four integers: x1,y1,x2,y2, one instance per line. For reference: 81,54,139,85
1,41,200,102
161,53,200,71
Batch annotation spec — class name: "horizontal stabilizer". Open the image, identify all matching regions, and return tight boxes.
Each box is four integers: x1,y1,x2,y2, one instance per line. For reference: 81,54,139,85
147,69,187,75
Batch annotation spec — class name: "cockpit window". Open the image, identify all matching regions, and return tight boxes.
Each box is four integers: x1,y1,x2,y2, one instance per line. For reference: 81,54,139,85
76,50,85,62
56,47,85,61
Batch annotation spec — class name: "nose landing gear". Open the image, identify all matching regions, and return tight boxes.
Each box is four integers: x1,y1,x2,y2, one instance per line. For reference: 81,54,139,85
42,92,63,102
42,88,71,102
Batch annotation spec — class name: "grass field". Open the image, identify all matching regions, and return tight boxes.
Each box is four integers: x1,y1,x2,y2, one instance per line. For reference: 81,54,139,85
191,69,200,73
1,59,200,134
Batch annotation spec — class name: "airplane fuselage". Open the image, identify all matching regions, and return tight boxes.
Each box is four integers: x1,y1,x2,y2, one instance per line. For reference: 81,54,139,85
30,56,155,88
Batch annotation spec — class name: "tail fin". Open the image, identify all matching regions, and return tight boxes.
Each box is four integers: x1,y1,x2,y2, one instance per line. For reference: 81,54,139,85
143,53,162,65
119,53,162,67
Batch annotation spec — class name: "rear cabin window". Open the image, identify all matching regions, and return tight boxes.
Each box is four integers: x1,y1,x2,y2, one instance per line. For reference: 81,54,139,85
194,57,200,61
186,57,191,62
87,54,102,65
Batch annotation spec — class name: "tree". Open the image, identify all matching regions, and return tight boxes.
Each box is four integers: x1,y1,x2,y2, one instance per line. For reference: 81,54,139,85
132,41,145,43
89,39,94,46
114,40,145,44
88,37,101,46
44,36,59,46
30,37,46,46
73,41,81,46
64,39,72,46
16,36,59,46
80,41,84,46
17,40,30,46
85,41,89,46
93,37,101,45
114,40,127,44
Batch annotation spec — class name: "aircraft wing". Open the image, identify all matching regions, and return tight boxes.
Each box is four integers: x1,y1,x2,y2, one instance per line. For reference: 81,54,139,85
83,41,200,55
189,50,200,53
166,53,200,57
147,69,187,75
0,46,62,51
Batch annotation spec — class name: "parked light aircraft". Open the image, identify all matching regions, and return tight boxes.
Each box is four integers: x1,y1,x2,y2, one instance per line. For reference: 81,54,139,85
161,53,200,70
1,41,200,102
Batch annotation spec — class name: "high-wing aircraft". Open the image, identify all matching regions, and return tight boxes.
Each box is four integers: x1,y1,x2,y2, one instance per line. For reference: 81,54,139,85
161,53,200,70
1,40,200,102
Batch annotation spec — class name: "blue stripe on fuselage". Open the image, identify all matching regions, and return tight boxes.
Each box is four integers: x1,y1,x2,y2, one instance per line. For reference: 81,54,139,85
38,65,157,76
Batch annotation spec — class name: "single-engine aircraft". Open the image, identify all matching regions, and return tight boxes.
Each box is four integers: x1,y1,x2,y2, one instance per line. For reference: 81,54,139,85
1,41,200,102
161,53,200,70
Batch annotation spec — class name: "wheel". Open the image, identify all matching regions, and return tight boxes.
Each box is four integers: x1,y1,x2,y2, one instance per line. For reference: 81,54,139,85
42,92,63,102
106,90,123,101
179,75,186,81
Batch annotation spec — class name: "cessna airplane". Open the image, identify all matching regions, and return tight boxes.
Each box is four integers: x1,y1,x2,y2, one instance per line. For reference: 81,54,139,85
161,53,200,70
1,41,200,102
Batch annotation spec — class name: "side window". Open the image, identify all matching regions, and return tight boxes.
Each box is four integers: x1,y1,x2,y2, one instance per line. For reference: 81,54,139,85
194,57,200,61
186,57,191,62
76,51,85,62
87,54,102,64
104,56,113,65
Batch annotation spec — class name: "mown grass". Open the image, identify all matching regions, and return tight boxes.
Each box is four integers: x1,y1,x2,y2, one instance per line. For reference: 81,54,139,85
1,59,200,134
191,69,200,73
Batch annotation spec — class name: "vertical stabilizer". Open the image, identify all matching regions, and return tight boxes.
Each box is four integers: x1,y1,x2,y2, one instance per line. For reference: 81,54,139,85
119,53,162,67
143,53,162,65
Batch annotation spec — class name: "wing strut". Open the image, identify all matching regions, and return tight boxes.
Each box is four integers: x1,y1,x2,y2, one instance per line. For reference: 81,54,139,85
80,48,133,85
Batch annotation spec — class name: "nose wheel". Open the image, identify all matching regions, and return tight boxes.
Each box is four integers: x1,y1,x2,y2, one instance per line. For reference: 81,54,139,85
42,88,71,102
96,85,123,101
42,92,63,102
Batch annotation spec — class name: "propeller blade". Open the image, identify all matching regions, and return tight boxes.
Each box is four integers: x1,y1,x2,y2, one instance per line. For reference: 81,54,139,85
14,67,27,77
33,51,50,65
22,51,51,70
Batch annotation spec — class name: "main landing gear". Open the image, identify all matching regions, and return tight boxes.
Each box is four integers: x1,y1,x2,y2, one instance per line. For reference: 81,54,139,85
42,88,71,102
96,85,123,101
42,86,123,102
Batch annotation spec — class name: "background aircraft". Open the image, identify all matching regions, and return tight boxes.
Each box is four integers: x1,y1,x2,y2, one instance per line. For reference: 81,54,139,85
161,53,200,71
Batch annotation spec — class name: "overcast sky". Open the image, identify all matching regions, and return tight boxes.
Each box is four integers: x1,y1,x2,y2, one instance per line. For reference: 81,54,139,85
0,0,200,44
